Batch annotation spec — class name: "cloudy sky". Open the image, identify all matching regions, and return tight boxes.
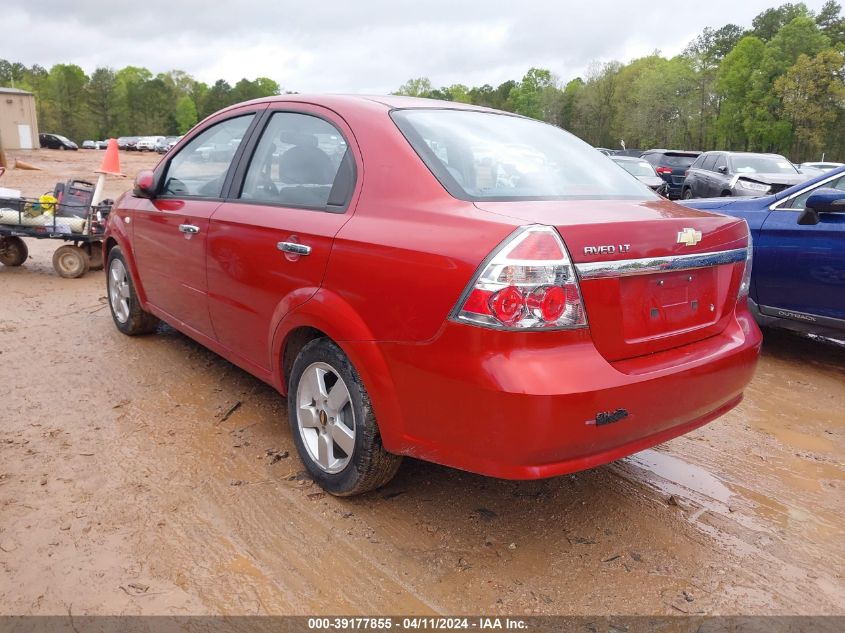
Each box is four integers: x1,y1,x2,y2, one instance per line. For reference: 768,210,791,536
3,1,834,92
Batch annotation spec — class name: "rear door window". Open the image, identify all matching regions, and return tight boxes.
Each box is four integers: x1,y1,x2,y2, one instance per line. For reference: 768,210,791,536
701,154,718,172
162,115,255,198
240,112,354,211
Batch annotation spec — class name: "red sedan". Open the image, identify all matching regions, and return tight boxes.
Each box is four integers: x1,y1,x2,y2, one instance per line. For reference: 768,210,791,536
104,95,761,495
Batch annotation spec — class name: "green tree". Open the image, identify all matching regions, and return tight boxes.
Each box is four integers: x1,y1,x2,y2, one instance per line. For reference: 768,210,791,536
43,64,91,140
174,95,199,134
508,68,556,120
87,67,118,139
815,0,845,45
775,49,845,159
745,16,830,150
393,77,433,97
752,2,811,40
716,35,765,149
201,79,234,118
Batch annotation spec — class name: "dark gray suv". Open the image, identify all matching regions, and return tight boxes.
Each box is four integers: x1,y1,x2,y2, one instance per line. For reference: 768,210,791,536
682,151,808,199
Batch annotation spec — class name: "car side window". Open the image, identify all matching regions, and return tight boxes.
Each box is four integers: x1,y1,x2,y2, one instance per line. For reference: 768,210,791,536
240,112,353,211
690,155,704,169
701,154,718,172
714,154,728,173
783,175,845,211
162,115,255,198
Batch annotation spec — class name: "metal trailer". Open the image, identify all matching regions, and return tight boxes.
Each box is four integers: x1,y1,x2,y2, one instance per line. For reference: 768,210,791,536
0,180,110,278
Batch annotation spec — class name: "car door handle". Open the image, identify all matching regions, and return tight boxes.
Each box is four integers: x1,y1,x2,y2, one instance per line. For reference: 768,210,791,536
277,241,311,256
179,224,200,234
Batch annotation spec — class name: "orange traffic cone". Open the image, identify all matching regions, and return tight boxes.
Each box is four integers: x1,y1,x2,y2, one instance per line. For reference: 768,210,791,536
97,138,123,176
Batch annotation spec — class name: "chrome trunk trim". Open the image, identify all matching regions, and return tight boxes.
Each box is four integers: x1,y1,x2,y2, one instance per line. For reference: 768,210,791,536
575,248,747,280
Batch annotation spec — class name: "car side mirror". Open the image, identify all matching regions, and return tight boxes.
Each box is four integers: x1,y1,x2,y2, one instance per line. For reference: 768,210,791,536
798,188,845,225
717,166,728,174
133,170,157,198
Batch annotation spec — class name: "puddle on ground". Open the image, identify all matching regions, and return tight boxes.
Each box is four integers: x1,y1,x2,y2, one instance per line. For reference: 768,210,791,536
625,448,733,504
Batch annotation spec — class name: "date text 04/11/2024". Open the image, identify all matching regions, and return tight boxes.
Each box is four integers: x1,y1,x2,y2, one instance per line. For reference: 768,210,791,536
306,618,528,630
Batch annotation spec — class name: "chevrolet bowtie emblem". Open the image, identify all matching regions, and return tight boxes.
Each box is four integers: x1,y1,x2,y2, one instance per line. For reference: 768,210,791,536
677,227,702,247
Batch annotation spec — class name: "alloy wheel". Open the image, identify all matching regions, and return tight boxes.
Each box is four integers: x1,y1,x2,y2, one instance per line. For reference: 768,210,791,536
109,258,131,323
296,362,356,474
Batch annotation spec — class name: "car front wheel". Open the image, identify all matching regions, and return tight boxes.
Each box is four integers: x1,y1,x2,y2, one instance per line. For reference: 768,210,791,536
288,338,402,496
106,246,159,335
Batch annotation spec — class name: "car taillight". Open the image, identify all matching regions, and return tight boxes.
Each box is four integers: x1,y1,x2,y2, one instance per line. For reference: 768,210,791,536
655,166,672,175
451,225,587,330
738,224,753,299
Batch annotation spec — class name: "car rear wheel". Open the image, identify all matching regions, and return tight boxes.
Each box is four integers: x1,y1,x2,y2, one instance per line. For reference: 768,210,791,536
0,236,28,266
681,188,694,200
106,246,159,335
288,338,402,496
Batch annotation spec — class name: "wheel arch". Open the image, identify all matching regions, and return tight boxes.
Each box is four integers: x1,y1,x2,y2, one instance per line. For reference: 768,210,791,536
271,288,407,451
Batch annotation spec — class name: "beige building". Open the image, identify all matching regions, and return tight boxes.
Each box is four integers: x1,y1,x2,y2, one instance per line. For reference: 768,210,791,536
0,87,39,150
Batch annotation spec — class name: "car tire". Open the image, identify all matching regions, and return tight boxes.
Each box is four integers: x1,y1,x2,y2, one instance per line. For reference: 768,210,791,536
721,191,732,197
52,244,90,278
681,188,694,200
106,246,159,336
288,338,402,496
0,236,29,267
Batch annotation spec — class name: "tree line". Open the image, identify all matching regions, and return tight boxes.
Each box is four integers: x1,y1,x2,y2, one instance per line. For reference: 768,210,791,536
2,2,844,161
0,62,281,143
394,2,845,162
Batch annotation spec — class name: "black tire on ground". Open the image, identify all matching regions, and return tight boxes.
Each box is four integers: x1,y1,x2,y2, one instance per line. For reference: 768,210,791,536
52,244,90,278
721,191,733,197
0,236,28,266
88,241,104,270
106,246,159,336
681,188,694,200
288,338,402,496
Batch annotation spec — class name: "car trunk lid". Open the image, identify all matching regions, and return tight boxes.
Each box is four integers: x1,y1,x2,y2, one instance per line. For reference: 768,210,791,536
474,198,749,362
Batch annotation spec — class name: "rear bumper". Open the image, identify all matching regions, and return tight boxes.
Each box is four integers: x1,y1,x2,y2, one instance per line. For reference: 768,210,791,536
365,309,761,479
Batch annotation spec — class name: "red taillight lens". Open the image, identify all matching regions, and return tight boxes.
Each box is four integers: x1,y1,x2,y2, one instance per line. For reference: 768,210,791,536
526,285,566,322
655,166,672,175
489,286,525,325
452,225,588,331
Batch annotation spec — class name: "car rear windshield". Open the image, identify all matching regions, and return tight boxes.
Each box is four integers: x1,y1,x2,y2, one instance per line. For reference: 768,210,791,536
391,109,653,201
658,153,697,167
730,155,798,174
614,159,656,177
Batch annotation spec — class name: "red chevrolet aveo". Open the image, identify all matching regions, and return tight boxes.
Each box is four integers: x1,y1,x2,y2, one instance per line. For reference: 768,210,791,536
104,95,761,495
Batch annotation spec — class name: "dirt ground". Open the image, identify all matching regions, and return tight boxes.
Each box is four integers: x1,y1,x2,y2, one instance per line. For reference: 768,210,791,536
1,149,844,616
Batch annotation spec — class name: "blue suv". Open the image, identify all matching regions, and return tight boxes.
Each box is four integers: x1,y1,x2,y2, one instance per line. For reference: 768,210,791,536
681,166,845,339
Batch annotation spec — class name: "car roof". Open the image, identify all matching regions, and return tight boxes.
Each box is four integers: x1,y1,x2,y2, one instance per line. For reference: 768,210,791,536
214,93,501,117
